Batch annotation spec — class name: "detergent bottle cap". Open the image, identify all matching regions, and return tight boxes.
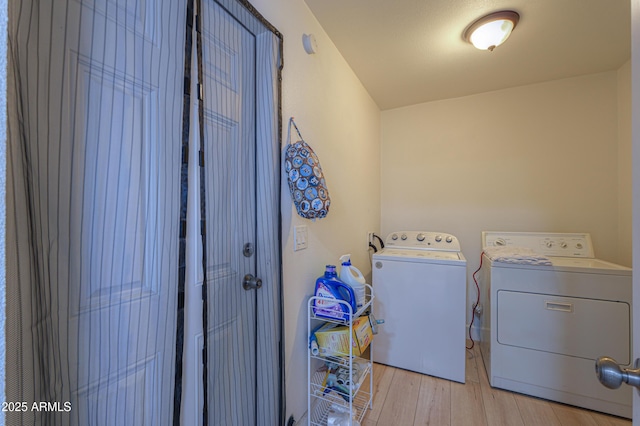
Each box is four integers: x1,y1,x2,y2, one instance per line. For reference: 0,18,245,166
339,254,351,266
325,265,338,276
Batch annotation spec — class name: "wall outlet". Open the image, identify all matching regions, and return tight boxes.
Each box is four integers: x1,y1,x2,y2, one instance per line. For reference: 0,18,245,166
367,231,374,250
474,304,483,316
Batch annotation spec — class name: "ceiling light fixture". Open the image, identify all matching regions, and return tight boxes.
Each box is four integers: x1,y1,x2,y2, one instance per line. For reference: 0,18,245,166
464,11,520,51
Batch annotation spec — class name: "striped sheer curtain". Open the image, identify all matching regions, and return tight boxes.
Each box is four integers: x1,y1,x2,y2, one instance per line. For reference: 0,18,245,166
183,0,283,424
6,0,282,424
7,0,186,424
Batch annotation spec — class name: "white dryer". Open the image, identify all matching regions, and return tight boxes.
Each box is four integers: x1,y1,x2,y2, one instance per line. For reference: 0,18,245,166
372,231,467,383
478,231,632,418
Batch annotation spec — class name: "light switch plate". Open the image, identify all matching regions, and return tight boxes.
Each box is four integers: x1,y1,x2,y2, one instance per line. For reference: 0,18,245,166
294,225,308,251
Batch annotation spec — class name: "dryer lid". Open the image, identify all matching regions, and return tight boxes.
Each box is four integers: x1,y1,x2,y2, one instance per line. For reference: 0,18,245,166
549,257,631,274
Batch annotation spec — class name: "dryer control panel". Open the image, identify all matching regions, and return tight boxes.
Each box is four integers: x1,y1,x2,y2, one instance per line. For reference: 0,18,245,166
385,231,461,252
482,231,594,258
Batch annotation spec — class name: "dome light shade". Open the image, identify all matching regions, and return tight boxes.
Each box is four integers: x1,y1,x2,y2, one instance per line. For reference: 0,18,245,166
464,11,520,51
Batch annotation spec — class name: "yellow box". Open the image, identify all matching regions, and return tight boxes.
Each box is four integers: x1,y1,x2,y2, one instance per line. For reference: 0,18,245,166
315,316,373,357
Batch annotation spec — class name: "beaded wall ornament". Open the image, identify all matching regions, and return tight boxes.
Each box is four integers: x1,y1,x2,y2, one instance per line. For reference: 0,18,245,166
285,118,331,219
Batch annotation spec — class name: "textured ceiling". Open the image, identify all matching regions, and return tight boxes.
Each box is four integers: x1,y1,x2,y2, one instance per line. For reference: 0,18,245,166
304,0,631,110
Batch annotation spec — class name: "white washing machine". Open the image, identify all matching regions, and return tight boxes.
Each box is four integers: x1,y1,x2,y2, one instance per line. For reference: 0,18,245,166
478,231,632,418
372,231,467,383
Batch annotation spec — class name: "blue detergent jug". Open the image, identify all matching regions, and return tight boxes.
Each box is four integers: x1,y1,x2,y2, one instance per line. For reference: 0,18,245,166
313,265,357,321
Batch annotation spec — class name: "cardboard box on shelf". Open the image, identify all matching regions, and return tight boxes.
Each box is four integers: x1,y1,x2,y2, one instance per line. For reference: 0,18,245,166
314,315,373,357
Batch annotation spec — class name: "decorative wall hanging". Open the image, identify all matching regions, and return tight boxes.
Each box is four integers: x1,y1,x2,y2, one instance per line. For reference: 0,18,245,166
285,118,331,219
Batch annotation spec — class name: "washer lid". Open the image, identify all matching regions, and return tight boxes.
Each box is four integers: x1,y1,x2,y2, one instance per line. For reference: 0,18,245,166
374,248,466,265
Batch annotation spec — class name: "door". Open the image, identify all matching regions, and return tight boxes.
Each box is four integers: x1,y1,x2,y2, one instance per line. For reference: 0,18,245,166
7,0,185,424
202,3,258,418
64,0,186,424
182,1,260,424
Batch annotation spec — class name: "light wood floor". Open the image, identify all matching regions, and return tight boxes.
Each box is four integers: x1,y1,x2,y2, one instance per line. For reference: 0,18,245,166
361,343,632,426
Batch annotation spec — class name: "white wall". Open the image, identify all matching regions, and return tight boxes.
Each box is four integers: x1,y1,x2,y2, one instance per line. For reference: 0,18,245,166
381,70,631,337
618,61,633,267
248,0,381,422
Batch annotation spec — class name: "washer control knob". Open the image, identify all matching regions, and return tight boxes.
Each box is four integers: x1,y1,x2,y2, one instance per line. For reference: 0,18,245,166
435,235,442,242
391,233,398,241
576,243,583,249
546,241,553,248
417,233,426,242
401,233,408,240
561,242,568,248
446,236,453,243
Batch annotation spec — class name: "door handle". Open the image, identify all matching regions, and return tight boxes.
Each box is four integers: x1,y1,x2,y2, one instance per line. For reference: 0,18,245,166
595,356,640,390
243,274,262,290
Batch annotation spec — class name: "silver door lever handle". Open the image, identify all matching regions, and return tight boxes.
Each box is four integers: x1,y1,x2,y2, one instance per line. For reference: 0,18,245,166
595,356,640,390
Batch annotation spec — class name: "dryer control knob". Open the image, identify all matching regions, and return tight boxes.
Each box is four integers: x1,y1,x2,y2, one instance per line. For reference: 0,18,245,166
417,233,426,242
391,234,398,240
401,233,408,240
576,243,583,249
446,236,453,243
546,241,554,248
435,235,442,242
